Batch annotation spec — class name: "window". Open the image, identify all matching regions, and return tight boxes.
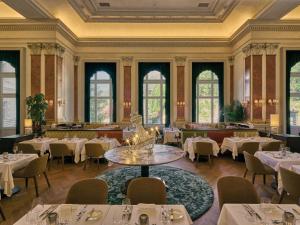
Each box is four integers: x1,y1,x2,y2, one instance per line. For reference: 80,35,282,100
143,70,166,125
89,71,113,123
0,61,16,131
289,62,300,128
196,70,219,123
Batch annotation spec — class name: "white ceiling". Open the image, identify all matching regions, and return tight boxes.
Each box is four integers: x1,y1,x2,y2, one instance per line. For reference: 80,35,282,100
68,0,238,22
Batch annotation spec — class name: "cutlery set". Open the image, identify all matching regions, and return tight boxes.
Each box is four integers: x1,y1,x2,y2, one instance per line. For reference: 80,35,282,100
243,204,262,221
39,205,59,220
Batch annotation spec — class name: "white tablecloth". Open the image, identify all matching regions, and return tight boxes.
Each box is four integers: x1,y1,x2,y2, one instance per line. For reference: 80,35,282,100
291,165,300,173
163,128,181,144
19,138,58,155
183,137,219,161
52,138,88,163
218,204,300,225
0,154,38,196
221,137,280,159
81,138,121,161
14,204,193,225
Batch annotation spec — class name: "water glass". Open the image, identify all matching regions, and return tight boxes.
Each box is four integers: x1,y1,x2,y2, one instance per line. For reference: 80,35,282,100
112,207,124,224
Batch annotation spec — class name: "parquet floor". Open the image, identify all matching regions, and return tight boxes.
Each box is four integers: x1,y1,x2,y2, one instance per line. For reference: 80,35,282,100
0,154,277,225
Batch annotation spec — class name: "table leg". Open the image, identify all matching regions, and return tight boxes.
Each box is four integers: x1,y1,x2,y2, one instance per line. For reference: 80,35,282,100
141,166,149,177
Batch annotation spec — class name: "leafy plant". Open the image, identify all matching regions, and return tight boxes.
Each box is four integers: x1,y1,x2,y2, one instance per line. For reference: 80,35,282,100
26,93,48,134
222,100,247,122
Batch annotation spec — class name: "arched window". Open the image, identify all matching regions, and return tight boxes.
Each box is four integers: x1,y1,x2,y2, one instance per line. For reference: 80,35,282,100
89,71,113,123
143,70,166,125
0,61,17,130
196,70,219,123
289,62,300,129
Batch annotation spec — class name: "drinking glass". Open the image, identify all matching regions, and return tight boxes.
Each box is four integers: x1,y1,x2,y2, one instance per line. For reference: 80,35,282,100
160,206,171,225
260,197,273,224
112,207,124,224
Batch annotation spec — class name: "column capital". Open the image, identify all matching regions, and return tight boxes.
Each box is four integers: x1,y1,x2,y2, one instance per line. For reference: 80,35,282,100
42,43,65,56
228,56,234,65
242,43,279,56
175,56,187,66
73,56,80,65
122,56,133,66
27,43,43,55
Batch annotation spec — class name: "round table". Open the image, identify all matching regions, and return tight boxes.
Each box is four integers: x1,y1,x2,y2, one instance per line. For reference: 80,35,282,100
105,144,184,192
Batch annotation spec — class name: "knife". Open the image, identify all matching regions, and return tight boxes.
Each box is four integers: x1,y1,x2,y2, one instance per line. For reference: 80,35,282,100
39,205,55,218
246,205,262,221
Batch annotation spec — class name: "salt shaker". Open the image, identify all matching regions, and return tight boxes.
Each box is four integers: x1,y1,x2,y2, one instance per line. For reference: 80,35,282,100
139,214,149,225
282,211,296,225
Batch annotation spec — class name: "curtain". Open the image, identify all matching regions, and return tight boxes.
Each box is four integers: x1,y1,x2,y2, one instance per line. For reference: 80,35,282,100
84,62,117,122
138,62,171,127
286,51,300,134
0,50,20,134
192,62,224,122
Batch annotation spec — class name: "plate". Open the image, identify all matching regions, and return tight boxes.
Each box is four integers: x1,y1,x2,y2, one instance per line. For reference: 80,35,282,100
86,209,103,221
171,209,184,221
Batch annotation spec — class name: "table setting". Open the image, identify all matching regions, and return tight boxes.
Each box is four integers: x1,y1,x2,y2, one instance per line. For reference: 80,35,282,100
183,137,219,161
218,204,300,225
221,137,281,159
14,204,192,225
0,153,38,196
163,128,182,144
19,137,59,155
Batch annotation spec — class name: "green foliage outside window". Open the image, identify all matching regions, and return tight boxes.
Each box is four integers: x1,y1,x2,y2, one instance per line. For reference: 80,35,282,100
222,100,247,122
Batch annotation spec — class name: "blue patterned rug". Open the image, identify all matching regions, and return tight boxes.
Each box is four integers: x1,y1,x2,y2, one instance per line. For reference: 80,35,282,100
96,166,214,220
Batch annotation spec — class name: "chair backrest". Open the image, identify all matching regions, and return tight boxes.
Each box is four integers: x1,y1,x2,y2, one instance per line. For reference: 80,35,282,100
18,143,39,154
262,142,281,151
217,176,260,209
194,142,213,155
85,143,105,158
243,151,266,173
65,179,108,204
49,143,72,157
280,167,300,199
24,155,48,177
238,142,260,155
127,177,166,205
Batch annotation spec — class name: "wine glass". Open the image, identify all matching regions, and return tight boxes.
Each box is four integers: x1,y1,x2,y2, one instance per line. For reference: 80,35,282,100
112,207,124,224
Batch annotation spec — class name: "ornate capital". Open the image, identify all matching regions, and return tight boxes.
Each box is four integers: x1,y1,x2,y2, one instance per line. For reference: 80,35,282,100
265,43,279,55
73,56,80,66
228,56,234,65
28,43,43,55
42,43,65,56
242,43,279,56
122,56,133,67
175,56,187,66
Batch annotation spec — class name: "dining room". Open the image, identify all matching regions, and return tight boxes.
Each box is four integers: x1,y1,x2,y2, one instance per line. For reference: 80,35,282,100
1,0,300,224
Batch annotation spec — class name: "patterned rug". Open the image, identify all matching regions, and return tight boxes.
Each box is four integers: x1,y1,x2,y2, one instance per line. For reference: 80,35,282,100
96,166,214,220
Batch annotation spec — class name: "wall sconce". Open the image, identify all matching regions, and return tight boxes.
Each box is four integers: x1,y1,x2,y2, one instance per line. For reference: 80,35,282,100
242,100,249,107
123,101,131,108
177,101,185,107
268,99,279,105
254,99,264,106
46,99,54,107
57,99,65,106
24,118,33,135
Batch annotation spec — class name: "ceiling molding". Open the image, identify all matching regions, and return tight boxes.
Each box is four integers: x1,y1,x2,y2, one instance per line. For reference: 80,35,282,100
1,19,300,48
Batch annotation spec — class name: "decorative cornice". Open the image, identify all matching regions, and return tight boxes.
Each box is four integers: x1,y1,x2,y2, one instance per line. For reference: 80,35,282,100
175,56,187,66
122,56,133,67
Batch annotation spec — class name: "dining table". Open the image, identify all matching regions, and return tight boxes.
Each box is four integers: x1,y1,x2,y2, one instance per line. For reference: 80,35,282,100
221,137,281,159
51,138,88,163
14,204,193,225
0,153,38,197
18,137,58,155
218,204,300,225
163,128,182,144
81,137,121,162
183,137,219,161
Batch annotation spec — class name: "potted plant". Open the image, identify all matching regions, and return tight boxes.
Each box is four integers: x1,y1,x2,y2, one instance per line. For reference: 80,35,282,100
26,93,48,136
222,100,247,122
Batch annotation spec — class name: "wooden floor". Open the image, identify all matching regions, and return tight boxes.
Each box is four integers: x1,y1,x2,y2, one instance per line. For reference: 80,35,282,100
1,154,278,225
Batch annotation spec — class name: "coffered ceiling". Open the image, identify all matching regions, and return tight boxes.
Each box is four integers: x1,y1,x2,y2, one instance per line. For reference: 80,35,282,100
67,0,238,22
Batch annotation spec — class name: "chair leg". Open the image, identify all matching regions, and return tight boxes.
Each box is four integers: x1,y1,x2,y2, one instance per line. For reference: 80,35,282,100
243,169,248,178
83,159,87,170
33,176,39,197
0,206,6,221
263,175,266,185
97,158,100,169
279,190,287,203
274,173,278,187
252,174,256,184
61,156,64,170
25,178,28,189
43,172,51,188
208,155,211,166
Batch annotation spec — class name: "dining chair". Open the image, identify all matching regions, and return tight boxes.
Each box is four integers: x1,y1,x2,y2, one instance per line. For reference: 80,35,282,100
65,179,108,204
49,143,73,170
83,143,105,170
217,176,260,209
127,177,166,204
243,151,277,185
279,167,300,204
18,143,41,156
13,155,50,197
262,142,282,151
237,142,260,155
194,142,214,165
